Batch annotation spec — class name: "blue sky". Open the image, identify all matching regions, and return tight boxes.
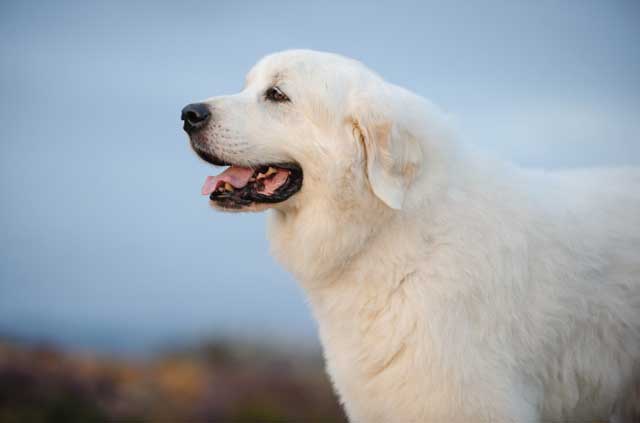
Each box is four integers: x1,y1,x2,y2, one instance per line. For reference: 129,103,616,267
1,0,639,355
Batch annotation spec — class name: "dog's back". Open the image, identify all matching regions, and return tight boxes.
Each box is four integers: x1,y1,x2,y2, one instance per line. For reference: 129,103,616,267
526,167,640,420
454,160,640,420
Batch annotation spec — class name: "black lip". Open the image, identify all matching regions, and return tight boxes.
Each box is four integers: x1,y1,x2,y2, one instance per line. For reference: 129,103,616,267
209,163,303,209
191,143,229,166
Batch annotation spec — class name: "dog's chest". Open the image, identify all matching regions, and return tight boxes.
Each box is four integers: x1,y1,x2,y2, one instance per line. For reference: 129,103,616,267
306,270,440,422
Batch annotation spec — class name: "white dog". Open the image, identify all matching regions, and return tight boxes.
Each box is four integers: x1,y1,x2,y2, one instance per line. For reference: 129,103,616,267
182,50,640,422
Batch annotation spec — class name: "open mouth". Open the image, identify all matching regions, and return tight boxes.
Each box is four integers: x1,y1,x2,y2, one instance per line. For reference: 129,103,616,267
200,162,303,209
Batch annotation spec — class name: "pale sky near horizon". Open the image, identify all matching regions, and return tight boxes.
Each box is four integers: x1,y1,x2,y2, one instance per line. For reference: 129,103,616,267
1,0,639,355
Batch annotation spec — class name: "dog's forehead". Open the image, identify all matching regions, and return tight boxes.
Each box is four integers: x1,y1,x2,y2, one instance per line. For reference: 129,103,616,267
244,53,312,87
244,50,365,88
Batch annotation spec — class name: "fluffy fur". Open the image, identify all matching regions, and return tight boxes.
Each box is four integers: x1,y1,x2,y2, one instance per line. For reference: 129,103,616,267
190,50,640,422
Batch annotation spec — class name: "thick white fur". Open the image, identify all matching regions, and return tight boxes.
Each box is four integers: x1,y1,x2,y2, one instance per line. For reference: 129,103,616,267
195,50,640,422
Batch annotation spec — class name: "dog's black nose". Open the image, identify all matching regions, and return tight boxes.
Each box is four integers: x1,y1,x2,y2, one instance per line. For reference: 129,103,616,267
181,103,211,133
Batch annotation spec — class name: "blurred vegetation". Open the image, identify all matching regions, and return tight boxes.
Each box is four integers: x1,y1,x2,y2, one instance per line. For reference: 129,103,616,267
4,336,636,423
0,338,346,423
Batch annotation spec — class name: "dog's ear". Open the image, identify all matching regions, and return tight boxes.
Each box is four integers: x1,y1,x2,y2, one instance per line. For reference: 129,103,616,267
351,99,422,210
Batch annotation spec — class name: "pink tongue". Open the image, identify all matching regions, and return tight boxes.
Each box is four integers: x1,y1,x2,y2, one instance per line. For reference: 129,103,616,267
201,166,254,195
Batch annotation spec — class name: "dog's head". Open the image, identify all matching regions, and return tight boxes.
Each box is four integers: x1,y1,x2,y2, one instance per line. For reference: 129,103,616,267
182,50,432,215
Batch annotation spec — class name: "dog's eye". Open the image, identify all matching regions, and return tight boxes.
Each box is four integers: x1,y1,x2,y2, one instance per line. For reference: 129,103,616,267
265,86,290,102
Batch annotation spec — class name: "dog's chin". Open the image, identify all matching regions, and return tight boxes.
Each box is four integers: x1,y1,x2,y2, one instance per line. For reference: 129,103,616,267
209,200,281,213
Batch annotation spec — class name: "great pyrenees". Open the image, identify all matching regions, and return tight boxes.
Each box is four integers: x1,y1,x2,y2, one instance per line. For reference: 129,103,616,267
181,50,639,422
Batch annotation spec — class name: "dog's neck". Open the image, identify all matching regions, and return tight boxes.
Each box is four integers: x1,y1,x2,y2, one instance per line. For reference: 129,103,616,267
267,203,427,400
267,199,393,285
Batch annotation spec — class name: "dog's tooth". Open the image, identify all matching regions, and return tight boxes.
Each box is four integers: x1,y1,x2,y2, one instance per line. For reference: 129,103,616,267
265,167,277,176
256,173,265,180
224,182,234,192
